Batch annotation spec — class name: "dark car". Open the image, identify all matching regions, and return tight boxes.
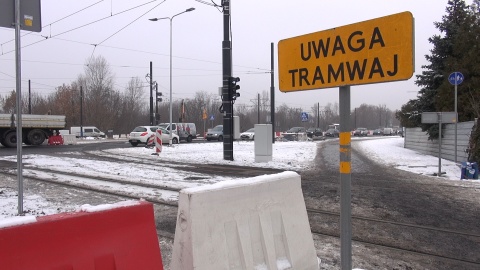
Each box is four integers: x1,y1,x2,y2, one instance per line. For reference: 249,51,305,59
286,127,306,133
206,125,223,141
306,127,323,138
372,129,383,136
324,128,339,137
353,127,368,136
282,126,306,141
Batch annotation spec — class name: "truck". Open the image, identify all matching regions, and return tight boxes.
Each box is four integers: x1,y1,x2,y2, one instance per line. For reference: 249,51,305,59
70,126,105,138
0,113,66,148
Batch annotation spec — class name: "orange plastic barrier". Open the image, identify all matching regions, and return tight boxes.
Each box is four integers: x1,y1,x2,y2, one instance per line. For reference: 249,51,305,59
47,135,64,145
0,201,163,270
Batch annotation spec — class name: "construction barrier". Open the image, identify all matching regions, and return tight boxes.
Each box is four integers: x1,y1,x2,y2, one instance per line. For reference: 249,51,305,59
146,134,155,148
155,128,162,154
171,171,319,270
0,200,164,270
47,135,64,145
62,134,77,145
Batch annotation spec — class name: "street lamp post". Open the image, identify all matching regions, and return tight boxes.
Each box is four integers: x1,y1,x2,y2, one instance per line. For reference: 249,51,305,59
149,8,195,141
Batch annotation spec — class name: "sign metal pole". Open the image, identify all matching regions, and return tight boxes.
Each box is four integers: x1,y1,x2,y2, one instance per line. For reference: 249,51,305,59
438,112,442,176
339,86,352,270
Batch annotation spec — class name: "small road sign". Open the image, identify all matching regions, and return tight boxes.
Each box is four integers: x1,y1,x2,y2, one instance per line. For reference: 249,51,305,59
209,115,214,121
0,0,42,32
448,72,464,86
421,112,457,124
301,112,309,122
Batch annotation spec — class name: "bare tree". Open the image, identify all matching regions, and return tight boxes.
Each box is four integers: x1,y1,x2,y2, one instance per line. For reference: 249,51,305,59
81,55,116,131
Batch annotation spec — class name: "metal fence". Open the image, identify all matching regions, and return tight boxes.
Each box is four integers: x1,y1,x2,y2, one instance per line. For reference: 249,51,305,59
404,121,475,163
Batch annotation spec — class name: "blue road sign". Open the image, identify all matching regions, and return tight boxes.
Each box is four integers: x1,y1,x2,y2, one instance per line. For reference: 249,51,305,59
448,72,464,86
209,115,214,121
301,112,308,122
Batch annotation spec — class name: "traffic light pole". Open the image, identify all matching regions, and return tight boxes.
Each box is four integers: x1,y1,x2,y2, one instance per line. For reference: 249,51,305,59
222,0,233,161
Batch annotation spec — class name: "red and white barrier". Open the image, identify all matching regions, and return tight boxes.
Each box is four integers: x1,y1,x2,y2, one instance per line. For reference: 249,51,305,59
146,134,155,148
155,128,162,154
47,135,64,145
0,201,163,270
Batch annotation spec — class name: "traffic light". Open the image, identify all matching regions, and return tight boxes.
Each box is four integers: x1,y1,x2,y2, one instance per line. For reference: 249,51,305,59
156,92,163,102
229,76,240,100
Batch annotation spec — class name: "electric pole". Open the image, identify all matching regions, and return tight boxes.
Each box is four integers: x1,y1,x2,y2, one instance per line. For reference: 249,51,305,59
222,0,233,161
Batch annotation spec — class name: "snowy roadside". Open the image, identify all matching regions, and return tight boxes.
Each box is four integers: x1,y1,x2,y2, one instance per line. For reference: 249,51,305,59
1,137,478,221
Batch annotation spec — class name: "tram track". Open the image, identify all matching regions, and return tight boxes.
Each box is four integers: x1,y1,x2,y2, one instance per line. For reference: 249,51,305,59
307,208,480,267
0,168,180,207
6,163,479,267
2,140,479,269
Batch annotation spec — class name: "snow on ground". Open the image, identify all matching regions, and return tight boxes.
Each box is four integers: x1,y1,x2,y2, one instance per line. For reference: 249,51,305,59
1,137,478,221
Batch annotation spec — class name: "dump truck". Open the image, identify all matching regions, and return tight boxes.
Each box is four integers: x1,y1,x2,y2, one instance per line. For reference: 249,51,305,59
0,113,66,148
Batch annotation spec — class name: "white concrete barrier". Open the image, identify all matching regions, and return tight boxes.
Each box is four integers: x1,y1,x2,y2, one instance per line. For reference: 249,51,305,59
62,134,77,145
171,171,319,270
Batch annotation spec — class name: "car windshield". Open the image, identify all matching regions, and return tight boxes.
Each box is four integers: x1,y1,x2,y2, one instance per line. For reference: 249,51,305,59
212,125,223,131
132,126,147,132
326,129,336,133
244,128,254,132
287,127,304,132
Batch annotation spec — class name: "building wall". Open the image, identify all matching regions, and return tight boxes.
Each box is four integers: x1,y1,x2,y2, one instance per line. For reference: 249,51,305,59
404,121,475,162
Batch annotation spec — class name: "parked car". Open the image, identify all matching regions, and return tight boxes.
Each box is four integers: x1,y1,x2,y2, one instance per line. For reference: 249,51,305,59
206,125,223,141
282,127,306,141
372,129,383,136
156,127,180,144
240,128,255,140
306,127,323,138
286,127,305,133
129,126,179,146
324,128,340,137
353,127,368,136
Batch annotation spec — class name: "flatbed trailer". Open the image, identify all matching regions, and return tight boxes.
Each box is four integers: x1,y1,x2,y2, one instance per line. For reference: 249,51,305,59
0,114,66,147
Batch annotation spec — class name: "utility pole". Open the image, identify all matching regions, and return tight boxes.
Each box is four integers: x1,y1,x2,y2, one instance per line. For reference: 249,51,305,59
258,93,260,124
222,0,233,161
149,61,154,125
270,42,275,143
317,102,320,128
28,80,32,114
80,86,84,137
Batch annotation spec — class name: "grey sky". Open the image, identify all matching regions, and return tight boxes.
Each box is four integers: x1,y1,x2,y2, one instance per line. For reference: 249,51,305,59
0,0,472,113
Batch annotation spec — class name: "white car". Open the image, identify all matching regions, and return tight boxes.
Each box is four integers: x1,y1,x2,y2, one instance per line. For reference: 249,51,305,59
129,126,179,146
240,128,255,140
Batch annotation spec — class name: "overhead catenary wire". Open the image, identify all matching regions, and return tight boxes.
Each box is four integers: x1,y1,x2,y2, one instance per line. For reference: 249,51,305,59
0,0,163,55
89,0,167,60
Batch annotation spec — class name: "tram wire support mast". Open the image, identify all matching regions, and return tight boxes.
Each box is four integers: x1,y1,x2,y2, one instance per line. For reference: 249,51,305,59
221,0,234,161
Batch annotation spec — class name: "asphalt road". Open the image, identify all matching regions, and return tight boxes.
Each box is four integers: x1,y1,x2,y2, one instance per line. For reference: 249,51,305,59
1,137,479,269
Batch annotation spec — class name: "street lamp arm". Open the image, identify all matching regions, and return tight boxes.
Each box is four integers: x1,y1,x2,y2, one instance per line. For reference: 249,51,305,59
149,8,195,21
148,7,195,140
149,17,170,21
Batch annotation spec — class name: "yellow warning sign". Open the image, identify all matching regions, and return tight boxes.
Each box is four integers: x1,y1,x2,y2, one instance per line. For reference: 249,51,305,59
278,12,414,92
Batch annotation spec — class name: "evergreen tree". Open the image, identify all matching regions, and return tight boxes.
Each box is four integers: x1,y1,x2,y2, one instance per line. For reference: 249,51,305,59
397,0,479,139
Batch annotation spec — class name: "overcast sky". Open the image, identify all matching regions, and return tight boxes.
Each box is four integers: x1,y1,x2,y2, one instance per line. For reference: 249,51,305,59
0,0,473,114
